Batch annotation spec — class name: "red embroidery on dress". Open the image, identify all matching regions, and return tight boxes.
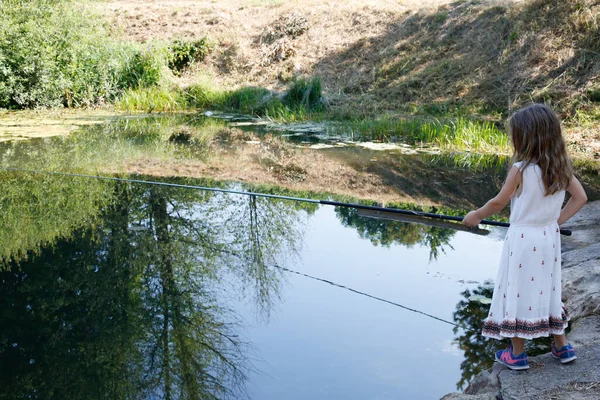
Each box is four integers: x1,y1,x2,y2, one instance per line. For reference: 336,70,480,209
556,228,559,233
519,263,522,268
521,234,524,238
529,306,532,311
482,315,570,337
503,293,506,298
542,261,545,265
490,312,493,317
517,293,520,297
540,291,543,295
531,277,535,281
533,247,536,251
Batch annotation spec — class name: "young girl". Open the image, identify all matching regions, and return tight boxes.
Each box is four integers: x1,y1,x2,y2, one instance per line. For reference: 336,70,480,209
462,103,587,370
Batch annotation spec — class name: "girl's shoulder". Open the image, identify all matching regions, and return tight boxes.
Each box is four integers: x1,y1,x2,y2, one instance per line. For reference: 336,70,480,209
512,160,538,169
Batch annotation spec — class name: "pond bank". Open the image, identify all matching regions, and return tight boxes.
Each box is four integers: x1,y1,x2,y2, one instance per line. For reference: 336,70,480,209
441,200,600,400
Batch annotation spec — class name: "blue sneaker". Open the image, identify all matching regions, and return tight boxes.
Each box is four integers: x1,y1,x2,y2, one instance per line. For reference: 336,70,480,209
551,342,577,364
495,346,530,370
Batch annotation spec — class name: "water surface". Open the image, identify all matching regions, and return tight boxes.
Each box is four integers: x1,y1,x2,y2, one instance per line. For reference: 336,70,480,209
1,112,591,398
0,173,506,399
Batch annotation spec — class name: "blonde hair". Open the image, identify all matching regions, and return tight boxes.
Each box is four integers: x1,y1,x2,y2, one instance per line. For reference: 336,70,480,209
508,104,572,195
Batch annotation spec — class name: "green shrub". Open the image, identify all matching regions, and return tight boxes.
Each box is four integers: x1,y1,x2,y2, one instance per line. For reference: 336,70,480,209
184,82,228,109
0,0,172,108
116,86,186,112
588,88,600,103
169,38,211,72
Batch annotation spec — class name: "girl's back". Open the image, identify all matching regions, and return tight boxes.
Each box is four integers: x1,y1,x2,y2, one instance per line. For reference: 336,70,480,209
510,162,566,227
463,103,587,370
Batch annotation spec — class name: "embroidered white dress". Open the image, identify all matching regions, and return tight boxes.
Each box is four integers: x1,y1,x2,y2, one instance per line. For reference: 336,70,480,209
482,162,569,339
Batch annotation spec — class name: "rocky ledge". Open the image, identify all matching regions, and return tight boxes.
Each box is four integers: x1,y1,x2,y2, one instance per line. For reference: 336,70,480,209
442,201,600,400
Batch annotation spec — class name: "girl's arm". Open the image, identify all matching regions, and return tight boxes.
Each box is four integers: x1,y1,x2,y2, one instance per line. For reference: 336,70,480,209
557,176,587,225
462,166,521,226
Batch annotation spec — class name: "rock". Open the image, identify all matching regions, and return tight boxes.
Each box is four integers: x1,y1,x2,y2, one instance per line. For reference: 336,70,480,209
499,344,600,400
440,393,497,400
568,316,600,348
562,258,600,319
561,201,600,252
562,242,600,269
463,363,503,395
561,202,600,320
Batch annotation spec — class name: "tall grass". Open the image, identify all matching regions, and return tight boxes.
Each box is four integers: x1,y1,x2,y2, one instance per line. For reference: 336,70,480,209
335,116,510,153
117,87,186,112
120,75,324,120
284,76,323,111
418,118,509,153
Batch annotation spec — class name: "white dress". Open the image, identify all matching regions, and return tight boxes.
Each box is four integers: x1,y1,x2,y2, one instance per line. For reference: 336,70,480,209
482,162,569,339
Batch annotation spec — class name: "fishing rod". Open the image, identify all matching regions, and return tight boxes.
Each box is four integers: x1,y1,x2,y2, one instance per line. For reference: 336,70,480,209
2,167,572,235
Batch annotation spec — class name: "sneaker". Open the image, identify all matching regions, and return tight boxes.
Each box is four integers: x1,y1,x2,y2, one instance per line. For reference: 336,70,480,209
495,346,530,370
551,342,577,364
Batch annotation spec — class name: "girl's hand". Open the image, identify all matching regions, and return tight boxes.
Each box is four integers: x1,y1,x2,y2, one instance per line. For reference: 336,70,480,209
462,211,482,227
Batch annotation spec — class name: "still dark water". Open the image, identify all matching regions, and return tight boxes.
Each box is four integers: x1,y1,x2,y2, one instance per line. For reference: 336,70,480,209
0,172,511,400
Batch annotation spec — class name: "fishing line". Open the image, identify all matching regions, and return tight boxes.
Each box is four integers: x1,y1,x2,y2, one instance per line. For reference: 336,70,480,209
177,239,459,327
272,265,459,327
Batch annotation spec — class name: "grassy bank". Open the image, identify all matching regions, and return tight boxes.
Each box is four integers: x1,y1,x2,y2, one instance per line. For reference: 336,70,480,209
1,0,598,157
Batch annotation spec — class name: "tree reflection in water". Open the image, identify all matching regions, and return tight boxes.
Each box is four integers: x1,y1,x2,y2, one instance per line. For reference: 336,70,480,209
336,207,456,260
0,177,309,399
453,284,551,390
0,171,504,398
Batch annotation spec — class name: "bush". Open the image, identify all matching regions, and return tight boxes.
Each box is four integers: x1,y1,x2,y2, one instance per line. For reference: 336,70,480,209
0,0,172,108
169,38,211,72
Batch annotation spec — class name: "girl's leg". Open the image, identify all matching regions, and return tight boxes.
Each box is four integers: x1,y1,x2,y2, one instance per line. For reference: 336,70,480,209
511,337,525,355
551,333,577,363
553,333,568,348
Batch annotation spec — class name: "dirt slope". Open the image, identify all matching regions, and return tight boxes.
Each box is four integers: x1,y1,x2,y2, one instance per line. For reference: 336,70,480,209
103,0,600,158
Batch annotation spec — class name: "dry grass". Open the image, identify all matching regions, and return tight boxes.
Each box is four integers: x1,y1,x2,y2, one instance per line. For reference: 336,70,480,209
104,0,597,114
104,0,516,91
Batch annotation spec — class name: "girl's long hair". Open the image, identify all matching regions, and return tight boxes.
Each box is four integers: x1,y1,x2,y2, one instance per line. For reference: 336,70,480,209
508,103,573,195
